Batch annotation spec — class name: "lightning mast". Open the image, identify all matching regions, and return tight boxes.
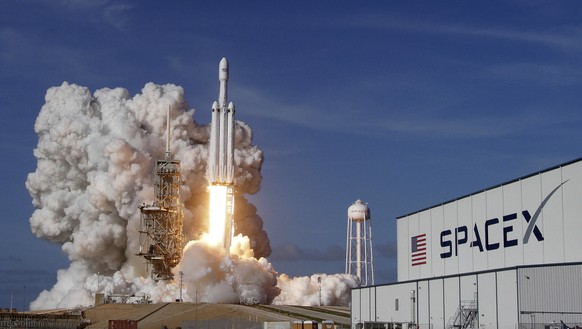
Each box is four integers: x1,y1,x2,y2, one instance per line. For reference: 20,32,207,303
137,107,184,281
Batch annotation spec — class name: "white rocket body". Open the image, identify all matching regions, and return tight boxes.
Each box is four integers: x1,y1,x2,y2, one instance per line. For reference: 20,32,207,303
208,57,235,185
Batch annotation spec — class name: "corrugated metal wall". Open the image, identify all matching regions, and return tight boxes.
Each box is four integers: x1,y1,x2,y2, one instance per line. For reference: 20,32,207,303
353,263,582,329
518,264,582,324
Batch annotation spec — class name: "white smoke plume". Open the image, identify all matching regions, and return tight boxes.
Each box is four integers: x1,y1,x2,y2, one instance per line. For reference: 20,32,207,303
26,81,357,310
272,273,359,306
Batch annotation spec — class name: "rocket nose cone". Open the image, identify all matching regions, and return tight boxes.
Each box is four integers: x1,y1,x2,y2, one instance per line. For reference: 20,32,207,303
212,101,219,109
219,58,228,81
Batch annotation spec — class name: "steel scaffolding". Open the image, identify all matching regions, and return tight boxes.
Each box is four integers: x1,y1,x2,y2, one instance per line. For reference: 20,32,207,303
137,109,184,281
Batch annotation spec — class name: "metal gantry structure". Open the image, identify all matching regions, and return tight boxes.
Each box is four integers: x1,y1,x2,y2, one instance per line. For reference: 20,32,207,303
137,108,184,281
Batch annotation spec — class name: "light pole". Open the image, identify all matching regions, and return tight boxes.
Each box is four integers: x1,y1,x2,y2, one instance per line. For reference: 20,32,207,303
179,271,183,302
317,277,322,306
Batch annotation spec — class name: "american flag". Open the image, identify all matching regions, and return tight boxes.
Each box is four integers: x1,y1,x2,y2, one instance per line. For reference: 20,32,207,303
411,234,427,266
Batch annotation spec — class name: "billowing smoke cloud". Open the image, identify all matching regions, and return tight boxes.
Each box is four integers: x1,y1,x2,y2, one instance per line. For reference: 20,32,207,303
26,82,356,310
178,235,280,304
273,273,359,306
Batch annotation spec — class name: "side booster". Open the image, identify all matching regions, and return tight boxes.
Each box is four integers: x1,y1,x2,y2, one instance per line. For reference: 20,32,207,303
208,57,235,185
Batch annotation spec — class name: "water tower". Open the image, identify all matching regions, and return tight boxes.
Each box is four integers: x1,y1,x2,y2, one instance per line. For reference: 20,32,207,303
345,199,374,286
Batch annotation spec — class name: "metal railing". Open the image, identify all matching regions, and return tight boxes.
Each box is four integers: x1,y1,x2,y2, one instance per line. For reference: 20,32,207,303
446,300,478,329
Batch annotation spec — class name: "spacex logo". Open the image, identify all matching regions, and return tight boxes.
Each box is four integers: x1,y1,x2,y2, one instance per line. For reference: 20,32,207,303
439,180,568,259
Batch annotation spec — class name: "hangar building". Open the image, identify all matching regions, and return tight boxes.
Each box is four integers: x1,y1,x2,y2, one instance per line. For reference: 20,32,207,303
351,158,582,329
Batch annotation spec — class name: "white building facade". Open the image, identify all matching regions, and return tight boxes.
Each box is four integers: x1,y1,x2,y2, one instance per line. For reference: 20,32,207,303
352,158,582,329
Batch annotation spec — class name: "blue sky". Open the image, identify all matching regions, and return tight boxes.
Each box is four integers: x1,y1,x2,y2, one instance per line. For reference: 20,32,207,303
2,0,582,309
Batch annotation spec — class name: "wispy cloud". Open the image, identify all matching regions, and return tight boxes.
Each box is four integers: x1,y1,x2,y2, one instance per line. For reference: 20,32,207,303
57,0,110,8
237,84,574,140
48,0,134,31
485,62,582,86
375,241,397,259
0,256,55,288
270,243,344,262
0,28,93,80
343,14,582,53
100,2,134,31
367,115,531,139
270,241,397,262
236,86,334,130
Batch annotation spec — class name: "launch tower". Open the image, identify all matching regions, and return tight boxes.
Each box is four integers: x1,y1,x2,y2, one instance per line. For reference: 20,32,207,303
137,108,184,281
345,199,375,286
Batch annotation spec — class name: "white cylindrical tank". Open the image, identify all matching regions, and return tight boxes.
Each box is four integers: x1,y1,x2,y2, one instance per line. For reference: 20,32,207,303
348,199,370,222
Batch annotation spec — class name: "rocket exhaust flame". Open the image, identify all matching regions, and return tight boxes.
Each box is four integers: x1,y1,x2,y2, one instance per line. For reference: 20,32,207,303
207,185,227,246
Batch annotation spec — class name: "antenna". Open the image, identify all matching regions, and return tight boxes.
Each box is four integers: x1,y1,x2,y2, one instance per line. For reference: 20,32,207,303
165,106,171,159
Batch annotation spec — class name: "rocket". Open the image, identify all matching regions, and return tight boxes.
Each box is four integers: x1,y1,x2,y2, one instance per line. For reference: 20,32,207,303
207,57,235,251
208,57,235,185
